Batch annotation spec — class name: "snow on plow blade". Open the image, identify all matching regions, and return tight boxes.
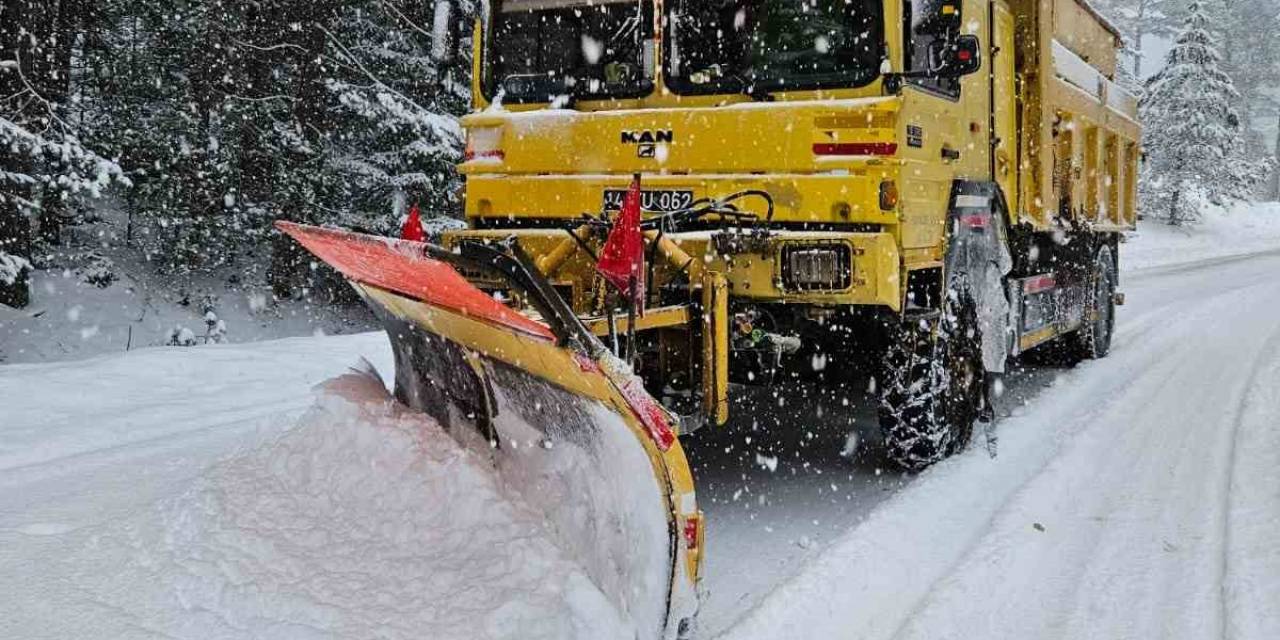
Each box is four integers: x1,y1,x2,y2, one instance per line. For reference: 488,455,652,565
275,221,701,638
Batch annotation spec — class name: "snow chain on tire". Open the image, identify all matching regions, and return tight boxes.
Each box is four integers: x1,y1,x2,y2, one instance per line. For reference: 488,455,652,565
1069,246,1117,361
877,283,985,471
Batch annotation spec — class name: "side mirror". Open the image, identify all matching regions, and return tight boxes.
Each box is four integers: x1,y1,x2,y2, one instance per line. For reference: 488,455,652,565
930,35,981,78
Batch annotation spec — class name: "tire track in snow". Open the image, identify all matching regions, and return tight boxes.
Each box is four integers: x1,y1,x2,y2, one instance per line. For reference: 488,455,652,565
890,340,1197,640
1222,323,1280,640
895,288,1241,640
885,264,1280,640
888,278,1280,640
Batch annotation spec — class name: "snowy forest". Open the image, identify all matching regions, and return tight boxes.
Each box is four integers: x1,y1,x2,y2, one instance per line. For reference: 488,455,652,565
1,0,475,310
1,0,1279,309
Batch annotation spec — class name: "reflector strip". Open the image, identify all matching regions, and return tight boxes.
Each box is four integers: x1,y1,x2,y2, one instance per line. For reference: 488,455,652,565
683,514,701,551
813,142,898,156
609,366,676,451
1023,274,1057,294
464,150,505,161
276,221,555,341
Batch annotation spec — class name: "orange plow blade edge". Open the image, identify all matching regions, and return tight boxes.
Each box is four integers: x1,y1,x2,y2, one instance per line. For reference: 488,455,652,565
275,221,702,639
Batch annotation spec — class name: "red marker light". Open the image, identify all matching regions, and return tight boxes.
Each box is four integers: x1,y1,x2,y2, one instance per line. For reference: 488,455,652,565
683,514,702,551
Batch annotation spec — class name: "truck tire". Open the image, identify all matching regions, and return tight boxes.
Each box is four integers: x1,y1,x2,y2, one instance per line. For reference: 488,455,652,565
877,288,985,471
1069,246,1116,360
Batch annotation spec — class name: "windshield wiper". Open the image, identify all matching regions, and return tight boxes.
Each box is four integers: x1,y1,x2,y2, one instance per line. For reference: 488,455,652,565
722,73,774,102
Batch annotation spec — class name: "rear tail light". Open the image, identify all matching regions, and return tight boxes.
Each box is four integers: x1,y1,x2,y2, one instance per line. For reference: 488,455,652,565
464,127,504,162
812,142,898,156
959,213,989,229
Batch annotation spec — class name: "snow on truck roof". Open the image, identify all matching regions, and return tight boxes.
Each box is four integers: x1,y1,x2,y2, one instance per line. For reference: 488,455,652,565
1074,0,1124,40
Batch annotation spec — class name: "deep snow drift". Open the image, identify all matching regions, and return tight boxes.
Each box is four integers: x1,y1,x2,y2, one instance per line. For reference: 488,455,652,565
0,359,634,640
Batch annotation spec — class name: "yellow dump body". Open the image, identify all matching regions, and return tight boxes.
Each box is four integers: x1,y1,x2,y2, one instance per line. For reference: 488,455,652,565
1010,0,1141,230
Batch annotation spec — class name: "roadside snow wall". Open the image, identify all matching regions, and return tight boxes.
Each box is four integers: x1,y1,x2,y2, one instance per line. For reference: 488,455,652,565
32,368,634,640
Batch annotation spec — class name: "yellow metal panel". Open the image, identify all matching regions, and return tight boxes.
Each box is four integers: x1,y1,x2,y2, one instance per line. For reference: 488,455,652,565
1105,133,1121,225
461,98,902,176
898,157,952,250
1051,0,1121,78
464,172,900,226
584,306,691,337
1085,124,1100,219
958,0,994,180
441,229,902,312
1124,142,1140,226
701,272,729,427
1020,324,1059,352
993,2,1020,217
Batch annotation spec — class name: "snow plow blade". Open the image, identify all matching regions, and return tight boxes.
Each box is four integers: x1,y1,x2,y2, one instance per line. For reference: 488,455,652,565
275,221,701,638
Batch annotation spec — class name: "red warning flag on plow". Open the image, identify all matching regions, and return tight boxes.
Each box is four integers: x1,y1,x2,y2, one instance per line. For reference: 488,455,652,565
401,203,425,242
596,175,646,312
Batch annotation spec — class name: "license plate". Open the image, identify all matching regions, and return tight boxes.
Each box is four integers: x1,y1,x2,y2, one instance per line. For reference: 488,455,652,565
603,189,694,213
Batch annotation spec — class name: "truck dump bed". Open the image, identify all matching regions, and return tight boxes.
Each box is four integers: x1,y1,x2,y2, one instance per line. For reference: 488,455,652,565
1012,0,1140,232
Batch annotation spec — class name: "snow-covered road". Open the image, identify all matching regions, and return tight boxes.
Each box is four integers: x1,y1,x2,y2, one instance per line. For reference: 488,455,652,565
2,250,1279,638
711,250,1280,639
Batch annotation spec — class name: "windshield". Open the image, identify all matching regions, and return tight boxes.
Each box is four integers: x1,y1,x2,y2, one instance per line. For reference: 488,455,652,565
484,0,655,103
665,0,883,95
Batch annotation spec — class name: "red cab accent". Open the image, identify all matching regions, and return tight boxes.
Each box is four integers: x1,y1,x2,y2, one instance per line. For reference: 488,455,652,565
812,142,899,156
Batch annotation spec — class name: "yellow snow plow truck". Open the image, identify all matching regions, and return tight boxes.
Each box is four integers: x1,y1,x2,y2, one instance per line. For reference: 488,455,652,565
449,0,1138,466
279,0,1137,636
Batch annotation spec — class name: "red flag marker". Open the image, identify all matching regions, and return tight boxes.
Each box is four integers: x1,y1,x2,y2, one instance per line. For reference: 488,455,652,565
596,175,646,313
401,203,425,242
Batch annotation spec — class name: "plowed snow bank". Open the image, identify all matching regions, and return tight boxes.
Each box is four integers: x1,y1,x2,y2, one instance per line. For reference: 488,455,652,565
2,367,629,640
1124,202,1280,271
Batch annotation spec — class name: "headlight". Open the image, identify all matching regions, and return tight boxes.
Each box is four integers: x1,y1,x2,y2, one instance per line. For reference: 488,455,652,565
464,127,504,162
780,243,853,292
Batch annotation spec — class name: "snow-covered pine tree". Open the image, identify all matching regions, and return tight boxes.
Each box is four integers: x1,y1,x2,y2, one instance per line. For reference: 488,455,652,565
10,0,474,300
2,0,125,307
1139,1,1270,224
1220,0,1280,200
323,0,473,232
268,0,474,297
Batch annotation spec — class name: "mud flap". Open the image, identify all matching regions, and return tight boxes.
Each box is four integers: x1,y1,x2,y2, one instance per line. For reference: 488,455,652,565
276,222,701,639
947,182,1014,374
